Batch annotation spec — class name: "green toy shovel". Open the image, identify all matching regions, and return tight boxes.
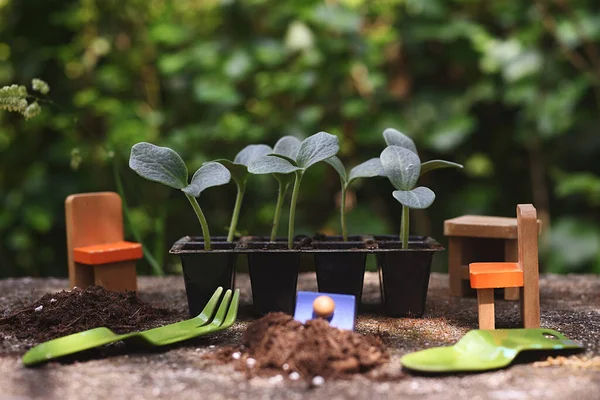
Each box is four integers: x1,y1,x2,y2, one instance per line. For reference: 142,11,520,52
22,287,239,366
401,328,583,373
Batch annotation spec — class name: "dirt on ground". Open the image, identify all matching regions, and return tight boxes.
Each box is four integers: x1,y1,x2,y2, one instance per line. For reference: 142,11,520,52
0,286,180,343
0,273,599,400
211,312,388,381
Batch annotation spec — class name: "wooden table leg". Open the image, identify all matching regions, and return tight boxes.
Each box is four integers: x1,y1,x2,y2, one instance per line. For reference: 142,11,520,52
477,288,495,329
449,237,467,297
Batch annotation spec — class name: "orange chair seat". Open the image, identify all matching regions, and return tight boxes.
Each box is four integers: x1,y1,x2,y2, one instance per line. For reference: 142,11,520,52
469,262,524,289
73,241,143,265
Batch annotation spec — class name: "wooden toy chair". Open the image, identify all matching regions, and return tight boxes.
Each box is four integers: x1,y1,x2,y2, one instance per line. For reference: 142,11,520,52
469,204,540,330
65,192,142,292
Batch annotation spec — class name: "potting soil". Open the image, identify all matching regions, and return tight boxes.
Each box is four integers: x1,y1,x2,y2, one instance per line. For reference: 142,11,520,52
211,312,388,381
0,286,173,343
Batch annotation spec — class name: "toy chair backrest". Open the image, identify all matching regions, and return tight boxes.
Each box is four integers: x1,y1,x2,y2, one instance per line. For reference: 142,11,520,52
516,204,538,277
65,192,125,285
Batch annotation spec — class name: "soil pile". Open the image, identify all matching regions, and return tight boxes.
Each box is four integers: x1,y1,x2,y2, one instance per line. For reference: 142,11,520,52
0,286,173,343
213,312,388,381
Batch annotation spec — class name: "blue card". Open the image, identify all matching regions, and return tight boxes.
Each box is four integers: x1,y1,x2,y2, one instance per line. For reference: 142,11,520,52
294,291,356,331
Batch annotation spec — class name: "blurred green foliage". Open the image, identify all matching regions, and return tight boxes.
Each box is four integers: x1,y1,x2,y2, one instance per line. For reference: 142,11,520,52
1,0,600,277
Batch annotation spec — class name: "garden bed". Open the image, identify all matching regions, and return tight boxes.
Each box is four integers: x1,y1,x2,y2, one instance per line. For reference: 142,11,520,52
0,273,598,399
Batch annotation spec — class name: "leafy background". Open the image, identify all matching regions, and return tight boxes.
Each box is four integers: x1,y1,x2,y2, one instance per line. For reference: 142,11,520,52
1,0,599,277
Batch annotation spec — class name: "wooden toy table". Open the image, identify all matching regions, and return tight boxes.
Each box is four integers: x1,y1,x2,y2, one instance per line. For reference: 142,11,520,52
444,215,541,300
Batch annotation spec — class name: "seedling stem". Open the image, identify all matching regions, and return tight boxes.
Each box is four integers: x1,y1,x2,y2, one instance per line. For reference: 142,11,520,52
270,178,289,241
227,181,246,242
288,171,304,249
186,194,212,250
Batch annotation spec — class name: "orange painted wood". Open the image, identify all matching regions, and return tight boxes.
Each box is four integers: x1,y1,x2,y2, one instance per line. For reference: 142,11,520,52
477,288,495,330
469,262,524,288
517,204,540,328
73,241,142,265
66,192,125,288
93,261,137,292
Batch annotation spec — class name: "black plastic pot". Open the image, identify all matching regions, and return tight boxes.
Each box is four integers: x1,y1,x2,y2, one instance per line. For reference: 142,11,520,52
245,242,300,315
170,237,237,316
377,236,444,317
313,241,367,309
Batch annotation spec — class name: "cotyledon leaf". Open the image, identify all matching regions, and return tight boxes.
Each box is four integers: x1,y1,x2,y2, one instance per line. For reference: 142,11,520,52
420,159,463,176
325,156,347,183
182,162,231,197
392,187,436,209
247,155,301,175
348,157,385,185
233,144,272,167
215,143,272,184
383,128,417,155
295,131,340,169
380,145,421,191
129,142,188,189
273,136,302,159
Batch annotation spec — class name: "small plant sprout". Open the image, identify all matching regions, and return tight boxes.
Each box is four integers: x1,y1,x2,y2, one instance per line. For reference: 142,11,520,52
383,128,463,174
325,156,385,241
214,144,272,242
268,136,302,241
248,132,340,249
129,142,231,250
380,146,435,249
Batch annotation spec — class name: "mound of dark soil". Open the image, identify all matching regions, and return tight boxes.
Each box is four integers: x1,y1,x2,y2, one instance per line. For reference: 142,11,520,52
211,312,388,381
0,286,173,343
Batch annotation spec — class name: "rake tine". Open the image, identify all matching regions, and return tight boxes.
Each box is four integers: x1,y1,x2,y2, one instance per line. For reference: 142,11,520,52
221,289,240,329
195,287,224,326
209,289,233,327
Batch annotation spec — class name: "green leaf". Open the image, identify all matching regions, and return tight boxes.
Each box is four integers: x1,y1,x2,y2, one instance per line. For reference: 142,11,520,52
182,162,231,197
380,145,421,191
392,187,435,209
348,158,385,185
325,156,347,183
383,128,417,154
420,159,463,176
273,136,301,159
269,153,299,166
215,144,272,184
248,155,301,175
129,142,188,189
234,144,272,166
295,131,340,169
213,159,248,185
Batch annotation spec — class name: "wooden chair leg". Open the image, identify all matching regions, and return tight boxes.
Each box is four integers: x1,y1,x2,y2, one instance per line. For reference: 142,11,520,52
449,237,468,297
94,261,138,292
477,288,495,330
73,263,95,289
504,239,520,301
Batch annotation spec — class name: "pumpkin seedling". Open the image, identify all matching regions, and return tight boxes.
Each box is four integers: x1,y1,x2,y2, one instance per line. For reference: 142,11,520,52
381,128,463,249
268,136,302,241
383,128,463,174
325,156,385,241
213,144,272,242
248,132,340,249
129,142,231,250
380,146,435,249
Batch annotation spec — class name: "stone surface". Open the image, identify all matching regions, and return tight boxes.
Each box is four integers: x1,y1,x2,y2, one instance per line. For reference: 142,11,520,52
1,273,599,399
